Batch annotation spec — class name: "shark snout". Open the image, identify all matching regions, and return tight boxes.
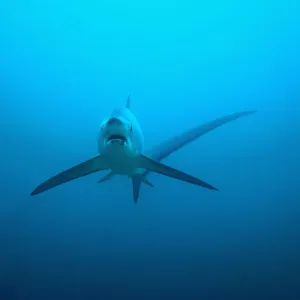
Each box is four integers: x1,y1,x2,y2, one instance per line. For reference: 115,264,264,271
101,116,132,147
107,117,123,126
105,117,132,133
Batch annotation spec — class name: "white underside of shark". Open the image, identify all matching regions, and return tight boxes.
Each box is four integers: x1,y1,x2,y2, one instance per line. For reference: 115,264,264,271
31,96,256,202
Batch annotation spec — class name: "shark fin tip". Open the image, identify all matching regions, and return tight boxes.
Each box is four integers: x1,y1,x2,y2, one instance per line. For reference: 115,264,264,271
30,187,41,196
126,93,131,109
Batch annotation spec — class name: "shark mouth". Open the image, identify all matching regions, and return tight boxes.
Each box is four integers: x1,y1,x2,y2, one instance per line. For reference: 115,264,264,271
107,134,127,145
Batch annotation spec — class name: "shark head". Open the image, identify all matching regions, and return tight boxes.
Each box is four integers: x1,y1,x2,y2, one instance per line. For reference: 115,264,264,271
97,107,144,156
96,104,145,176
98,115,132,150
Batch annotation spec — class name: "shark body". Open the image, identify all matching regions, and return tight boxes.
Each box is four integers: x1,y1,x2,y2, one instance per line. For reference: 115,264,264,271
30,96,256,202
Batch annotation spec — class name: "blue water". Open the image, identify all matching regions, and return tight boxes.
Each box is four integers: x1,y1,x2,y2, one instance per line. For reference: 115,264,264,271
1,0,300,299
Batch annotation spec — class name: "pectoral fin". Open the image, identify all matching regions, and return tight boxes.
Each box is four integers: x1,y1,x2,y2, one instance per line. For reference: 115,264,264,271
30,155,109,196
138,155,218,191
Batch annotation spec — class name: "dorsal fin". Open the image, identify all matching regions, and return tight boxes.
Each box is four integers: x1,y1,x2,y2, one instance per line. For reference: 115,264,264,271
126,93,131,109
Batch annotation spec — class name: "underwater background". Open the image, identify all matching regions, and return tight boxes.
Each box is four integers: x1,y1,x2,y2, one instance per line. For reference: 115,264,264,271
0,0,299,299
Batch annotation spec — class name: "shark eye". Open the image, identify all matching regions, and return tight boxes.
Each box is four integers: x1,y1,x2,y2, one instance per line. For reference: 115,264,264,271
130,124,133,132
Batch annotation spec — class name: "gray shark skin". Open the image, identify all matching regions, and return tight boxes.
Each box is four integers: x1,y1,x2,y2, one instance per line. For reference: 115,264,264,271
30,96,256,202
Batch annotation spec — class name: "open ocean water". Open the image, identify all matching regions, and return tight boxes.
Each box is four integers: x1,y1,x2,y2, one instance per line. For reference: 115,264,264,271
0,0,299,299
